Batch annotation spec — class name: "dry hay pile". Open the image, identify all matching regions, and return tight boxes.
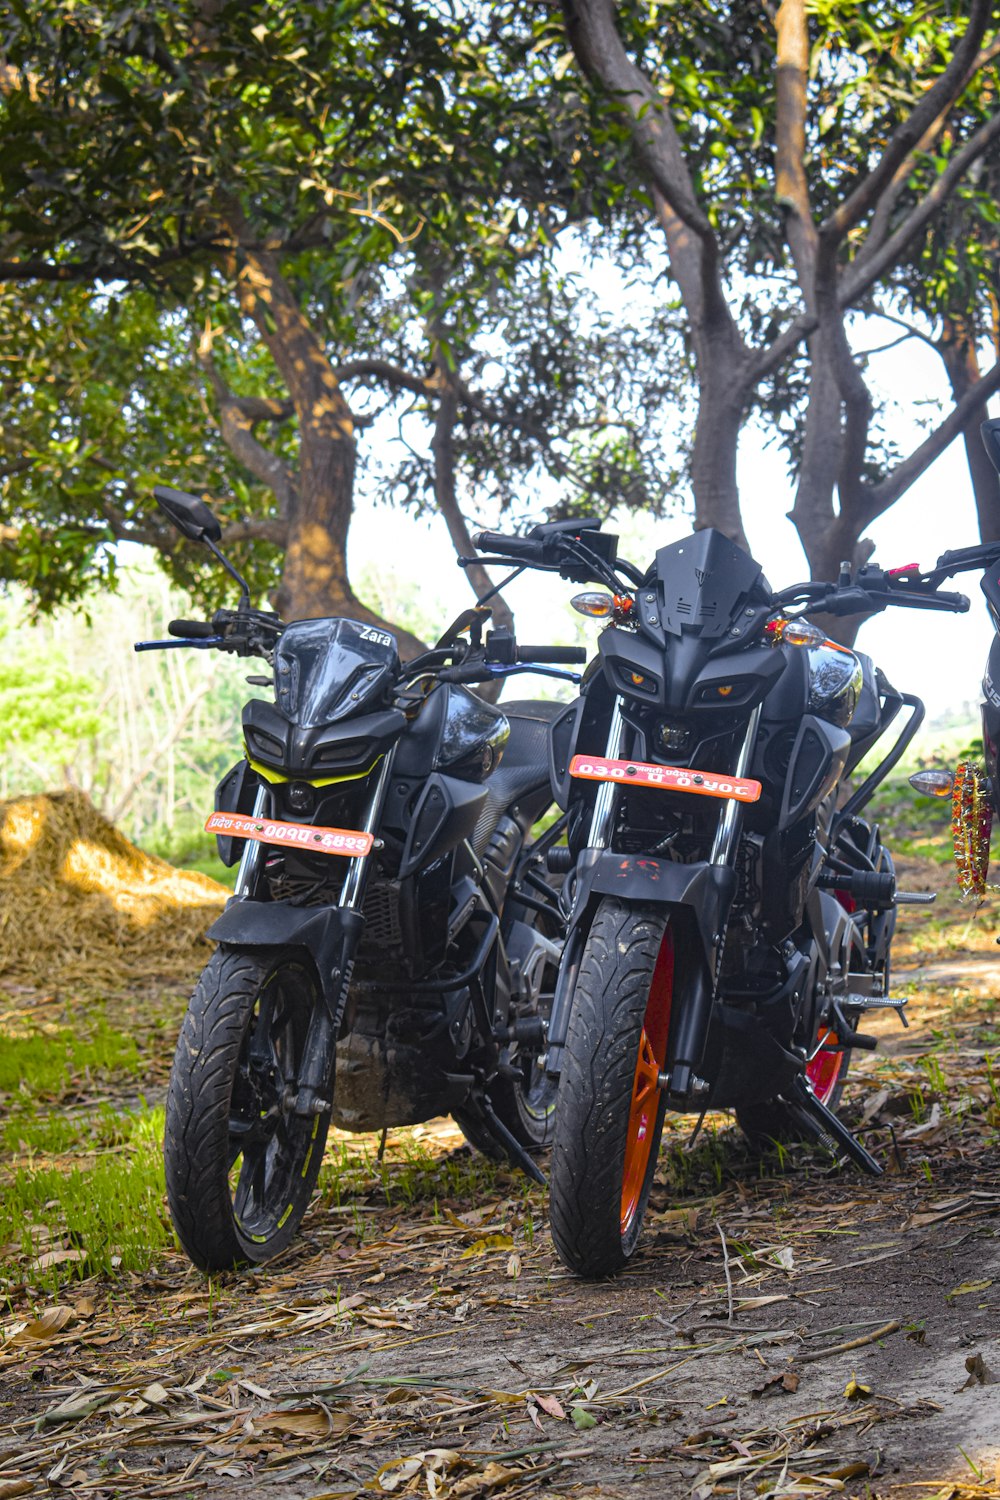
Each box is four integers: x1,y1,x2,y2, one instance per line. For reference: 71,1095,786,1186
0,790,226,992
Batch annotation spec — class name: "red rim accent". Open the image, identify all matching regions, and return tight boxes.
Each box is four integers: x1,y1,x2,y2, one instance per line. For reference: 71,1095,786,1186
620,929,674,1236
807,1026,845,1104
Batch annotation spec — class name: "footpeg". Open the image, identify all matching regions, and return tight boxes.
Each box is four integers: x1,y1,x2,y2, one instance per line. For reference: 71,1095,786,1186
894,891,936,905
788,1074,882,1175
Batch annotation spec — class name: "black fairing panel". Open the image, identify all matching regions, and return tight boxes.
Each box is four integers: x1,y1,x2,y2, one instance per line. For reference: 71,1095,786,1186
392,684,509,783
652,530,770,639
779,714,851,829
398,773,488,879
548,699,585,809
274,617,399,725
243,701,405,780
436,686,509,781
213,760,261,866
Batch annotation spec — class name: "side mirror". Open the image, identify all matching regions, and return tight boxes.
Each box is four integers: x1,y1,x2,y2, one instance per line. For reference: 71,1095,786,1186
154,485,223,543
980,419,1000,478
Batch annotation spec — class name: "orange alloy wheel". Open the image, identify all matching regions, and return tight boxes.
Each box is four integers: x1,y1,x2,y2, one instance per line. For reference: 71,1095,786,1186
620,928,674,1236
806,1026,844,1104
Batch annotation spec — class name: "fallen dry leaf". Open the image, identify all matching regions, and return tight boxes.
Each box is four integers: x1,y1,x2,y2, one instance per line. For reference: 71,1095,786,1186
460,1234,514,1259
959,1352,997,1388
751,1370,800,1397
450,1462,524,1497
946,1278,993,1299
9,1306,75,1345
257,1404,351,1439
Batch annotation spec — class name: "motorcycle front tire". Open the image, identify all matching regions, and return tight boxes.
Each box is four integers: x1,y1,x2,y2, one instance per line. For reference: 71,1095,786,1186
164,945,330,1273
548,898,674,1278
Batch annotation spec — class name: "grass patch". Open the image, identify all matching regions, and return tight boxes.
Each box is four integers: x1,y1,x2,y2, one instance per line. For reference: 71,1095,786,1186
0,1104,170,1295
0,1018,140,1100
317,1132,516,1214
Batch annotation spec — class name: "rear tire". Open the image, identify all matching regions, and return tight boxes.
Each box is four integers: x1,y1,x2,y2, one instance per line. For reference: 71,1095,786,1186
548,899,674,1278
164,946,329,1272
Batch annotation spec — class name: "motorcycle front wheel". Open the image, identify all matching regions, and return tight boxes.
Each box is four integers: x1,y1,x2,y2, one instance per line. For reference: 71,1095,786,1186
164,946,329,1272
548,898,673,1277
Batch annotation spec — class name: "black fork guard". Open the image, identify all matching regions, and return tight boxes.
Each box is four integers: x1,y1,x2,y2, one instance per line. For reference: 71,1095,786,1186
544,850,736,1092
207,899,364,1115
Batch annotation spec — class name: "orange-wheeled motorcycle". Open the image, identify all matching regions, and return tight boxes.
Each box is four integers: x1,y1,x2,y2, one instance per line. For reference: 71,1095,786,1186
468,519,968,1275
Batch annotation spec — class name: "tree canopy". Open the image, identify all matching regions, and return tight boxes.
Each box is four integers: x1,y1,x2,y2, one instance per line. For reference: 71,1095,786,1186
556,0,1000,595
0,0,681,642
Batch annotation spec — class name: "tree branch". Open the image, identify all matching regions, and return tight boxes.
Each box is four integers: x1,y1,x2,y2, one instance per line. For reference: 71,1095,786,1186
749,99,1000,386
866,354,1000,518
821,0,993,245
561,0,712,240
196,330,299,516
775,0,818,298
560,0,743,349
333,358,433,399
844,109,1000,304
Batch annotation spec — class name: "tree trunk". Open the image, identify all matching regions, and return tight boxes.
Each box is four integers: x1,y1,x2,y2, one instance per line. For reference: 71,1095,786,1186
689,362,749,549
939,325,1000,545
232,240,426,658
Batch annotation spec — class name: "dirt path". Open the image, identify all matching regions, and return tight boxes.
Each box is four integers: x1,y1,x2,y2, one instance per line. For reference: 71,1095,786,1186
2,908,1000,1498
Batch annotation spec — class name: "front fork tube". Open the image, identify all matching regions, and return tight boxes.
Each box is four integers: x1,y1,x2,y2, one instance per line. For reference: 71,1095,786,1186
234,785,269,898
291,748,397,1118
586,698,626,849
545,702,626,1076
664,705,762,1100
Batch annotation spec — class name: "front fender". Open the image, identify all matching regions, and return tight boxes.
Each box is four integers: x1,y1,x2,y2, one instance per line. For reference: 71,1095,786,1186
546,852,736,1078
207,899,363,1018
571,849,736,970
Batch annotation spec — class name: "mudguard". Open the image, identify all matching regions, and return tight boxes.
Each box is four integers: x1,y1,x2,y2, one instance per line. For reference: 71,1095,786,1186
207,899,364,1018
546,850,737,1084
570,848,735,966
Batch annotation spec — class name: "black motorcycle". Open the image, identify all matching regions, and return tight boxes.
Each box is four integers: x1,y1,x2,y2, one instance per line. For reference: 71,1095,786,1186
468,519,968,1276
136,486,584,1272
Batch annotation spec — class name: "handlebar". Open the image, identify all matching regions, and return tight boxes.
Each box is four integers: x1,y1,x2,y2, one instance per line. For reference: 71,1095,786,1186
473,529,546,562
169,618,217,639
515,644,587,664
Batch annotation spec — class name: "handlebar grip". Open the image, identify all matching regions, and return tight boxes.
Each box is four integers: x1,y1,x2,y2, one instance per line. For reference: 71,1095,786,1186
439,663,495,684
168,618,216,639
473,530,542,560
516,644,588,664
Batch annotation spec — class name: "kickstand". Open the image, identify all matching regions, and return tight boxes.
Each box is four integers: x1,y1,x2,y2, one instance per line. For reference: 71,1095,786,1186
687,1106,709,1151
789,1075,883,1176
481,1098,547,1186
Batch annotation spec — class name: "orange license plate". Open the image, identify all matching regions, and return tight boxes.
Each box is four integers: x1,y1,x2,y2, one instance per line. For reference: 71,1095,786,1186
205,811,374,857
569,755,761,803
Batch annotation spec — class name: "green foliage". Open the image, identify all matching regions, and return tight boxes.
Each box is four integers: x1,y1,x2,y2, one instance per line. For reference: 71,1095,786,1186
0,1021,139,1100
0,1105,170,1289
0,0,683,617
0,649,103,760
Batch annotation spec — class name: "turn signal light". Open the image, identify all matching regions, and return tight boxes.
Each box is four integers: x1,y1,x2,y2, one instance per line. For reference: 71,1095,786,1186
572,592,615,618
908,769,955,798
766,618,826,647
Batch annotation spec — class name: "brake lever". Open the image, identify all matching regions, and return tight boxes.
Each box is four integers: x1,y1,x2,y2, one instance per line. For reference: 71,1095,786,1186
134,637,226,652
